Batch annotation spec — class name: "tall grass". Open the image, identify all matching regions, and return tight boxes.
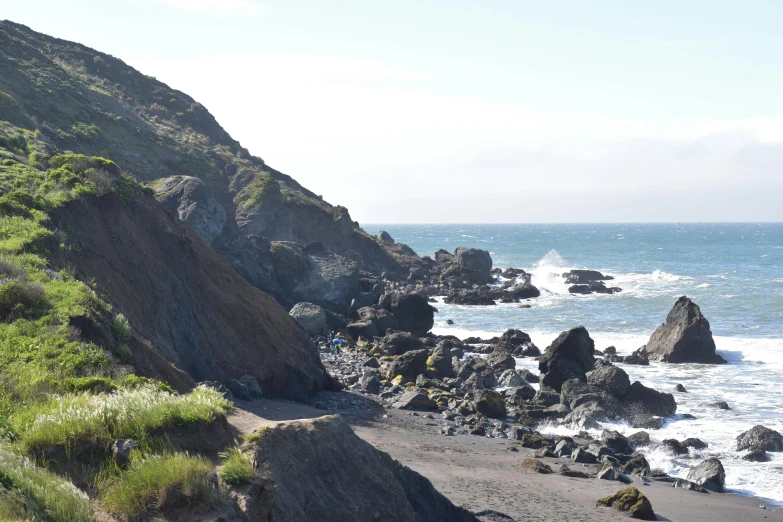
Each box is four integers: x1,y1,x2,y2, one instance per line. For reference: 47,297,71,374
101,453,223,519
218,446,254,485
0,445,94,522
15,385,230,452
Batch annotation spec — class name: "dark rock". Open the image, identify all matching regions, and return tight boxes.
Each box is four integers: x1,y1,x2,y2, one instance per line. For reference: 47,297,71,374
503,385,536,401
623,381,677,417
675,384,687,392
586,366,631,397
682,438,708,450
454,247,493,285
507,426,533,440
378,331,426,356
379,292,434,336
485,348,516,371
500,329,532,346
571,448,598,463
360,371,381,394
627,431,650,447
444,290,496,306
644,296,727,363
661,439,688,455
289,302,328,337
519,368,539,383
521,458,552,474
603,346,617,355
377,230,395,244
533,447,556,458
563,269,614,284
538,326,595,392
521,434,554,449
672,479,706,492
560,465,591,479
356,306,399,336
346,320,379,339
620,453,650,475
736,425,783,452
742,448,771,462
386,349,429,383
497,369,526,387
531,389,561,407
711,401,730,410
426,344,454,379
601,430,633,455
225,379,251,400
474,390,507,419
686,457,725,492
363,357,380,368
238,375,264,398
554,439,576,457
394,391,438,411
505,282,541,299
155,175,227,245
596,486,655,520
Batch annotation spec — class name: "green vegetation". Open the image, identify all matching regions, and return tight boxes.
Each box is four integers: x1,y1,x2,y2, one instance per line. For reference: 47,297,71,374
233,172,280,211
242,427,269,444
219,446,254,485
0,445,94,522
14,385,230,453
110,313,132,341
101,453,223,519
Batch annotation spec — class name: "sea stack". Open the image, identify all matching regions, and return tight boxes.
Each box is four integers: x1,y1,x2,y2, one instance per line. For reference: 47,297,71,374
644,296,726,364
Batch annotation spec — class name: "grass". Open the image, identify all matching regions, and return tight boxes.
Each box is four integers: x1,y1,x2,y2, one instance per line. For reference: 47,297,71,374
242,427,269,444
110,313,131,342
233,172,280,211
218,446,254,486
101,452,223,519
0,445,94,522
13,385,231,453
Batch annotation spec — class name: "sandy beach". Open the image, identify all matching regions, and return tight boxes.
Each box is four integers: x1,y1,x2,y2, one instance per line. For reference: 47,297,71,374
228,395,782,522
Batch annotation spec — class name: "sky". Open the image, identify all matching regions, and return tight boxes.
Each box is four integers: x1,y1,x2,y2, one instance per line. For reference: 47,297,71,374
4,0,783,223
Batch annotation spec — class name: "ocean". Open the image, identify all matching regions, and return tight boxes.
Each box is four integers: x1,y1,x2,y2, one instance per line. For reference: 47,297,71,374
368,223,783,504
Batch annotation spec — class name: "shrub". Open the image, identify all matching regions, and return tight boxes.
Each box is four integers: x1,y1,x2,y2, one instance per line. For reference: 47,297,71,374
102,452,223,518
110,313,131,341
64,376,118,394
0,445,94,522
219,446,254,485
0,280,47,321
121,374,175,394
15,385,230,452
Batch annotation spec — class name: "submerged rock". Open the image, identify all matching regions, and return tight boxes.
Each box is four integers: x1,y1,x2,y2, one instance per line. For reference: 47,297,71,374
644,296,727,363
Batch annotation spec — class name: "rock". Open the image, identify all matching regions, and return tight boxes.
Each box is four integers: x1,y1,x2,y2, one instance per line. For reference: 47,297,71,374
644,296,727,363
736,425,783,452
238,375,264,398
426,344,454,379
711,401,730,410
474,390,507,419
519,368,539,383
597,466,631,483
500,329,532,346
563,269,614,284
533,447,556,458
620,454,650,475
454,247,493,285
686,457,725,492
675,383,687,392
742,448,771,462
586,366,631,397
603,346,617,355
485,348,516,371
444,290,496,306
682,438,707,450
627,431,650,447
356,306,399,336
386,349,429,383
521,458,552,474
503,385,536,401
596,487,655,520
363,357,380,368
393,391,438,411
377,230,395,244
538,326,595,392
661,439,688,455
568,281,622,294
673,479,706,492
378,331,426,356
521,434,554,449
379,293,434,336
559,465,591,479
505,282,541,299
601,430,633,455
225,379,252,400
289,302,328,337
111,439,139,467
360,371,381,394
346,320,379,340
571,447,598,463
507,426,533,440
623,381,677,417
155,175,227,245
555,439,576,457
434,249,454,264
497,369,526,387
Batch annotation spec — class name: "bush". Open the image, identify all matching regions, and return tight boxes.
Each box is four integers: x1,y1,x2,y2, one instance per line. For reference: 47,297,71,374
219,446,254,485
102,452,223,518
0,280,47,321
15,385,231,452
111,313,131,341
0,445,94,522
64,376,118,394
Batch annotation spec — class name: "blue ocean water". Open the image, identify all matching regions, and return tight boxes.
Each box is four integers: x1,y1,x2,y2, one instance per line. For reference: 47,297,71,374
369,223,783,503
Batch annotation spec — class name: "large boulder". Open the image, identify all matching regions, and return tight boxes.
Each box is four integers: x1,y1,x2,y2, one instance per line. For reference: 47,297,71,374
289,302,327,337
623,381,677,417
587,366,631,397
538,326,595,392
154,175,226,245
380,292,434,336
686,458,725,492
356,306,399,336
484,348,516,371
454,247,493,285
394,391,438,411
644,296,726,363
473,389,506,419
386,349,429,383
596,487,655,520
245,416,478,521
736,425,783,452
378,331,426,356
377,230,395,244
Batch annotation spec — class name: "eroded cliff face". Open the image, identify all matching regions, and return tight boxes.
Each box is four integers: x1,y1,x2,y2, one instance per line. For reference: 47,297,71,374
46,188,330,400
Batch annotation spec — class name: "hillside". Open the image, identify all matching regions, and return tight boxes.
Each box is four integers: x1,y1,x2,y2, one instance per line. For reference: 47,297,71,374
0,20,419,312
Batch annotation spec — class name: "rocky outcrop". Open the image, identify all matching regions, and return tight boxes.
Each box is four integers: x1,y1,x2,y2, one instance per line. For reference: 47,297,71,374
736,425,783,452
377,230,395,244
245,415,478,522
538,326,595,392
686,457,725,492
232,171,294,241
587,366,630,397
452,247,493,285
380,292,434,336
155,176,226,246
644,296,726,363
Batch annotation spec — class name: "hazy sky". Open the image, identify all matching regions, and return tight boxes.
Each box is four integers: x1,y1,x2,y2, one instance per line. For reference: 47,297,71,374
5,1,783,222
